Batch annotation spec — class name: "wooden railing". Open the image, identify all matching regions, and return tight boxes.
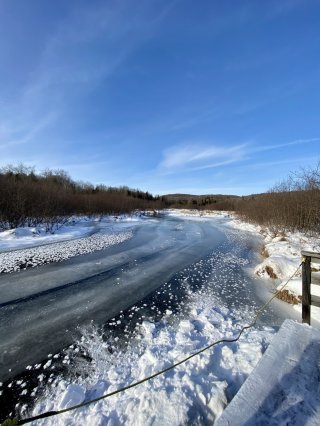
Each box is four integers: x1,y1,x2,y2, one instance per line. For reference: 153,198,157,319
301,250,320,325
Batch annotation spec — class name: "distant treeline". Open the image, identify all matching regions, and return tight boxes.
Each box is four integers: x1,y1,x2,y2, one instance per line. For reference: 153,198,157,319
163,193,239,211
0,165,167,230
164,163,320,235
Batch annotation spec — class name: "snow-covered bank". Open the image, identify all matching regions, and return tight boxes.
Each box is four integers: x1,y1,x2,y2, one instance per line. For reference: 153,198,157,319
165,208,229,220
226,215,320,323
0,213,154,273
26,291,275,425
0,214,147,253
165,209,320,323
0,217,96,252
0,232,132,274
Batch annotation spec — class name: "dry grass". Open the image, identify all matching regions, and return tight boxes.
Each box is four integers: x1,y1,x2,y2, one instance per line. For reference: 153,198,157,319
276,289,301,305
265,265,278,279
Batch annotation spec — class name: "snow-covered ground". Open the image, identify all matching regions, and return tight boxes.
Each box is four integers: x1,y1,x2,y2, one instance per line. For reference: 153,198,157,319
0,217,95,252
0,214,147,253
0,214,151,273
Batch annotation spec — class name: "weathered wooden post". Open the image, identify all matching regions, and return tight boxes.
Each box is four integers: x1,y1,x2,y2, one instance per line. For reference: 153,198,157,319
301,254,311,325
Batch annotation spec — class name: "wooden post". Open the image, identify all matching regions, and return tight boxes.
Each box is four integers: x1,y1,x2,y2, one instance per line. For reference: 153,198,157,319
302,256,311,325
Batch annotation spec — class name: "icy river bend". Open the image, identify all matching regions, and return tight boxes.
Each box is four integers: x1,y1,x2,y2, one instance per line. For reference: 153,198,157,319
0,215,300,424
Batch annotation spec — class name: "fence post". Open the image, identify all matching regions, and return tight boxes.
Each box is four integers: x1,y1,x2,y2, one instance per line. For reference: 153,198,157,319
302,256,311,325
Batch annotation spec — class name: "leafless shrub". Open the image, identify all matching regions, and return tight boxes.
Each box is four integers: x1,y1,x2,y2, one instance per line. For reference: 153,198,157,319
235,162,320,236
276,289,301,304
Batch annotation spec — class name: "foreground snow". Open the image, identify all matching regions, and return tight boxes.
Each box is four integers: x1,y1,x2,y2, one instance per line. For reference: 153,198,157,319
217,319,320,425
27,292,275,425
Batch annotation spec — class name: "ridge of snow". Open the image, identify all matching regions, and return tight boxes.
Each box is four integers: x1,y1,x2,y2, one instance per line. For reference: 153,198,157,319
0,232,132,274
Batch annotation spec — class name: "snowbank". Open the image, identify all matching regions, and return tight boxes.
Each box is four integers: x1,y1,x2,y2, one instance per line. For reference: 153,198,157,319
164,209,230,220
0,214,147,253
0,232,132,274
0,217,96,252
0,213,155,273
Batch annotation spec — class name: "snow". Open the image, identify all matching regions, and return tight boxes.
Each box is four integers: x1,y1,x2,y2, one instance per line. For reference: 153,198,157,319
0,214,148,253
165,208,230,221
26,292,275,425
216,319,320,425
0,213,154,273
0,221,94,252
0,232,133,273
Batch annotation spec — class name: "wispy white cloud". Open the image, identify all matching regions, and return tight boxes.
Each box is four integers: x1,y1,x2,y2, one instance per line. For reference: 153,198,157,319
251,138,320,153
159,143,249,173
158,138,320,174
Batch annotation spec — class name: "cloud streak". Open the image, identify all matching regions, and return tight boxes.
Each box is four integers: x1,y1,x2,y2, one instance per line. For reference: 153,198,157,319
159,143,249,173
158,138,320,174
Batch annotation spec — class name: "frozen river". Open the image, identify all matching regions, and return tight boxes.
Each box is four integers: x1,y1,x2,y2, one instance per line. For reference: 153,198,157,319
0,215,300,423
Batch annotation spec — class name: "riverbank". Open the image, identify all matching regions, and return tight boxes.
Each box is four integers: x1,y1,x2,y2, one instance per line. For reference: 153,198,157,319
225,213,320,324
165,209,320,324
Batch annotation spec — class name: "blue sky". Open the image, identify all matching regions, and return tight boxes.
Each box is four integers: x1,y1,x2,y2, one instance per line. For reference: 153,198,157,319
0,0,319,195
